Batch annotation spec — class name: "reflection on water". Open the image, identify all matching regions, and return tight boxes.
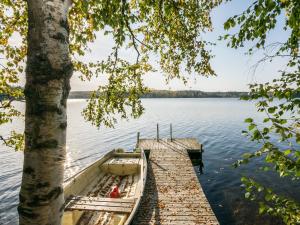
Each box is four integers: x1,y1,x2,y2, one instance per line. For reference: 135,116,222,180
0,98,299,225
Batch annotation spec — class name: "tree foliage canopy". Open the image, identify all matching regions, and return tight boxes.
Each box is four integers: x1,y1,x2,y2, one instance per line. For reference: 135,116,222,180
223,0,300,224
0,0,220,148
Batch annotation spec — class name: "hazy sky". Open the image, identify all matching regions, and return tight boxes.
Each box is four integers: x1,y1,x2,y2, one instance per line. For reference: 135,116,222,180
70,1,288,92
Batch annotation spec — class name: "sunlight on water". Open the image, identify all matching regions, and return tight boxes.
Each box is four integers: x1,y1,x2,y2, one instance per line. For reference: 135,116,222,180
64,148,81,182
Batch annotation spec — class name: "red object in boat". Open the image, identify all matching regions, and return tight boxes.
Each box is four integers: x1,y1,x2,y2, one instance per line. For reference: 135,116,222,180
109,186,120,198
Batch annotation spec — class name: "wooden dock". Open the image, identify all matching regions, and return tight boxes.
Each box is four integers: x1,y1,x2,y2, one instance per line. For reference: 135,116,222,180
132,138,219,225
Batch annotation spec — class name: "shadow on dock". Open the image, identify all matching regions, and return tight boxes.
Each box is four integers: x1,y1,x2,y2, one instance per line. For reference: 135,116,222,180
132,161,161,225
159,139,187,157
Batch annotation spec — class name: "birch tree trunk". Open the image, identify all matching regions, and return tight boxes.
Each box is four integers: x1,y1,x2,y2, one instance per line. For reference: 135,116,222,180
18,0,73,224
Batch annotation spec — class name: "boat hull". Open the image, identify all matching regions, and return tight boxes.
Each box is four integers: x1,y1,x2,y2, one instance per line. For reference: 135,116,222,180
62,150,147,225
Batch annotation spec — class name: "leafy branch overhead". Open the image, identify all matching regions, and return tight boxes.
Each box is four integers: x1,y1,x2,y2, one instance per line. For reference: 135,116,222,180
70,0,220,127
224,0,300,223
0,0,220,149
242,177,300,225
0,0,27,150
223,0,299,59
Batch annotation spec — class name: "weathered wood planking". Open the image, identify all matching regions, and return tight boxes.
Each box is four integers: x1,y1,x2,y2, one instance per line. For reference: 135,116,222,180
133,138,219,225
137,138,202,151
68,196,136,203
66,205,132,213
65,196,135,213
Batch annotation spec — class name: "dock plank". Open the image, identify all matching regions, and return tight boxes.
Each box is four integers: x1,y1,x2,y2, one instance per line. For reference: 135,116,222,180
133,138,219,225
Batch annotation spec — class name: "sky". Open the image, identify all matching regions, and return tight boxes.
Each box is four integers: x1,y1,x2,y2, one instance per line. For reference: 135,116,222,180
12,1,289,92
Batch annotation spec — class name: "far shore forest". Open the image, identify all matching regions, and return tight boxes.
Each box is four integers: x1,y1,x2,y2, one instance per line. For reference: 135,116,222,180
69,90,247,99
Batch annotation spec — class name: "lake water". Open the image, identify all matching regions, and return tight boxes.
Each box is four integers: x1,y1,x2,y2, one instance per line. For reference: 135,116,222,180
0,98,299,225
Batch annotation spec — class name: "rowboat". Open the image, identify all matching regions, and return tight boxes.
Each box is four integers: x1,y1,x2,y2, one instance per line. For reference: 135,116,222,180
62,149,147,225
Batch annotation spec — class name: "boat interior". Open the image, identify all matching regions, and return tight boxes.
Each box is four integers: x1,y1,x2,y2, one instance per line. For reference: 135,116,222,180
62,151,146,225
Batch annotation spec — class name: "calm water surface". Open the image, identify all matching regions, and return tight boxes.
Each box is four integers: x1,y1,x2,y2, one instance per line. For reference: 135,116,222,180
0,98,299,225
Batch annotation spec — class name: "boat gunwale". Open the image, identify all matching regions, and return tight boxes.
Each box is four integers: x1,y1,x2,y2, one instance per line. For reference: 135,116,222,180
124,150,148,225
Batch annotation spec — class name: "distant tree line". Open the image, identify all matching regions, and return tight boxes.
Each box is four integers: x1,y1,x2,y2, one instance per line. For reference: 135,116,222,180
2,89,298,100
68,90,248,99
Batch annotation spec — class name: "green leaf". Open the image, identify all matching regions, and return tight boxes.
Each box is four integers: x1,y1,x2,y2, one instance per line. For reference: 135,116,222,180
268,107,276,113
265,193,272,201
259,204,266,214
243,153,252,159
253,130,261,139
263,166,270,171
241,177,248,183
296,134,300,144
245,118,253,123
258,186,264,192
242,130,248,135
245,192,251,199
249,124,256,130
284,149,291,155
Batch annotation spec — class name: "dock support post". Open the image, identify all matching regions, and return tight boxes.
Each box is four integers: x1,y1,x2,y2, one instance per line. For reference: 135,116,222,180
199,145,204,174
170,124,173,141
137,132,140,145
156,123,159,142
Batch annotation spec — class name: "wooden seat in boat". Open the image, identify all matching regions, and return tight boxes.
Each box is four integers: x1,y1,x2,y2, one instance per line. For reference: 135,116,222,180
101,157,141,175
65,196,136,213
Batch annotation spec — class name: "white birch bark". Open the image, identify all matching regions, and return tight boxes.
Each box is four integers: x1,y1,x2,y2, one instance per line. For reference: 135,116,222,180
18,0,73,224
